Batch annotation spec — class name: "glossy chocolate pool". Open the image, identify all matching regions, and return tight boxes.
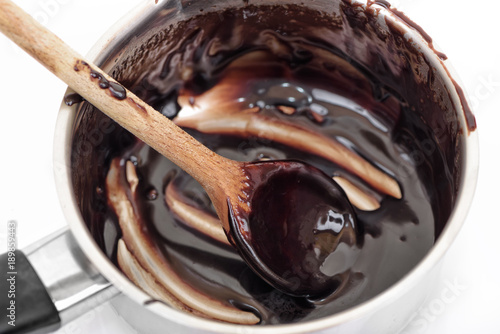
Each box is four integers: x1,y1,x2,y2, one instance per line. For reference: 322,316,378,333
69,2,470,325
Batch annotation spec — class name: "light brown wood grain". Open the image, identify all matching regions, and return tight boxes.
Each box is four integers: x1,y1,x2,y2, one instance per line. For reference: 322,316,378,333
0,0,246,232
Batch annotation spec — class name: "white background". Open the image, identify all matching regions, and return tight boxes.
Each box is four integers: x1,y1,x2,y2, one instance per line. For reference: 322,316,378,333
0,0,499,333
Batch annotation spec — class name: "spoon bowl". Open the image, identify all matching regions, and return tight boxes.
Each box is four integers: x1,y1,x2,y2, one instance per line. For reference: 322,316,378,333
227,160,360,297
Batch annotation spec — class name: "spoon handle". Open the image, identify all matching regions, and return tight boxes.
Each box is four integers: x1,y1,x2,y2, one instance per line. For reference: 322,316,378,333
0,0,235,186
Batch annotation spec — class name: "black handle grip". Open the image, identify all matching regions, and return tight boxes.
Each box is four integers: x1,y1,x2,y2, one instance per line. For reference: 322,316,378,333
0,250,60,334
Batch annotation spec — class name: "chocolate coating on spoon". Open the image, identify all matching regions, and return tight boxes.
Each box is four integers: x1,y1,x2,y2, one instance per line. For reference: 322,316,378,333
73,60,127,100
230,161,359,297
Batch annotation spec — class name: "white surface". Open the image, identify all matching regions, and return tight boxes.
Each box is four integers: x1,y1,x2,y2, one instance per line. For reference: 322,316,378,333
0,0,499,333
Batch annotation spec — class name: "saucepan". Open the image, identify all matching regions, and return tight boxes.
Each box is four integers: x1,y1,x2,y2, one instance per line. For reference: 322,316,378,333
0,0,478,333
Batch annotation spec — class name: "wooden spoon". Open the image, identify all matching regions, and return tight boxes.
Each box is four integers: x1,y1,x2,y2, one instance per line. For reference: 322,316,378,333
0,0,362,297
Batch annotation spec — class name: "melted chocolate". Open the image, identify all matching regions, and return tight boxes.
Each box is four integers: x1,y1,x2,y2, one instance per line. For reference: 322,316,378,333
367,0,447,60
72,60,127,101
69,2,471,325
89,68,127,100
366,0,476,131
64,93,84,106
230,161,359,298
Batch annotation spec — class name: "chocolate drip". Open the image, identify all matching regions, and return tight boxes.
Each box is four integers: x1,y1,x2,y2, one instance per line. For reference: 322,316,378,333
64,93,83,106
90,69,127,100
73,59,127,100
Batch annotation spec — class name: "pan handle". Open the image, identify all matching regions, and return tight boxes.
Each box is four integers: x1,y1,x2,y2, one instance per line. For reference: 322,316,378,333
0,226,119,334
